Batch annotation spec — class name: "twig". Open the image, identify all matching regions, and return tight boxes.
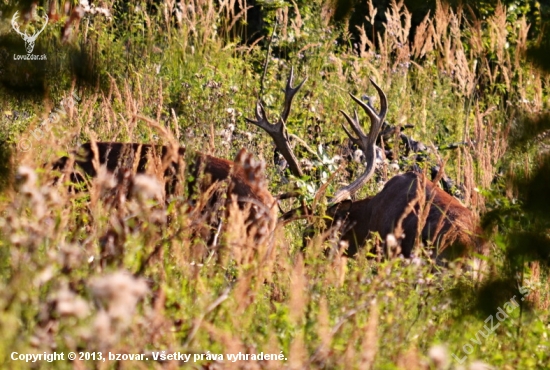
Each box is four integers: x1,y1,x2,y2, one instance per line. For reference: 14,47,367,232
288,133,322,161
308,302,370,365
182,286,231,348
259,17,279,99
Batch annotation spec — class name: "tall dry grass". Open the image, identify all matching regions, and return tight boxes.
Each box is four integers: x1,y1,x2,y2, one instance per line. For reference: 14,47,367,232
0,0,549,368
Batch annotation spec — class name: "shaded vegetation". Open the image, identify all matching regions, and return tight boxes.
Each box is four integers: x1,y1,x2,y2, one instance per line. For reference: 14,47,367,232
0,0,549,369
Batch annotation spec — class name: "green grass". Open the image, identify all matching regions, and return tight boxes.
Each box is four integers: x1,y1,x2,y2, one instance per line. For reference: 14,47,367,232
0,0,549,369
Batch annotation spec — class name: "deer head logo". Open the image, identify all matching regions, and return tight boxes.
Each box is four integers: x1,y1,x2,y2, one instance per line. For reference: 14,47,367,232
11,11,49,54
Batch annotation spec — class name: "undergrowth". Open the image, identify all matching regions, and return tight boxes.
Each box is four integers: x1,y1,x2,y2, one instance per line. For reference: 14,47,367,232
0,0,549,369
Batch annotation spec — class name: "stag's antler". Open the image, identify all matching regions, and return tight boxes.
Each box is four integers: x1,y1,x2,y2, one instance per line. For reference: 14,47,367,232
11,12,23,35
329,79,387,204
246,67,307,178
11,11,49,54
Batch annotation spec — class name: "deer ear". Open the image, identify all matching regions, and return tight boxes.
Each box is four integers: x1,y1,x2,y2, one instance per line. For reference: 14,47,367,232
327,199,354,218
339,199,353,212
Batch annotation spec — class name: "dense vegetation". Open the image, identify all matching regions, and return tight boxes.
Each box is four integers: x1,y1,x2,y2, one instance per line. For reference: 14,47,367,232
0,0,549,368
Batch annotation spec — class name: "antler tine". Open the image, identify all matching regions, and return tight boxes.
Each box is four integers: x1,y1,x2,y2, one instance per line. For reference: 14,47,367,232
246,101,277,134
34,13,49,37
339,109,362,147
348,94,380,144
245,68,306,178
280,66,308,124
11,11,25,36
369,78,388,119
329,79,387,204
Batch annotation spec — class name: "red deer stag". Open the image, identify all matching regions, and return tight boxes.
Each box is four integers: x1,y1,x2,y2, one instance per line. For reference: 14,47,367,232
51,140,278,244
248,70,483,261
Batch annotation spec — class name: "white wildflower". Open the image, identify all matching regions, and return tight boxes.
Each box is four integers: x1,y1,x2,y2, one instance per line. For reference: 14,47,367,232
131,174,164,201
89,270,149,322
469,361,494,370
386,233,398,250
55,285,90,319
428,344,448,370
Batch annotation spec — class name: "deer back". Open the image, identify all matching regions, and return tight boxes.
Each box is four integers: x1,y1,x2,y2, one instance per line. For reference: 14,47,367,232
52,142,275,208
361,172,480,259
327,172,481,259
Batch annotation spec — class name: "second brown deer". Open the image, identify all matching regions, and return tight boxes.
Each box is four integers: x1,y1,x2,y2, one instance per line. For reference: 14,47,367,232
51,140,279,249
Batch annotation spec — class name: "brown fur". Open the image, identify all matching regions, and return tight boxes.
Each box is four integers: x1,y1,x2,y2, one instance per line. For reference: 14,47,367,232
52,142,277,242
52,142,273,205
328,172,484,260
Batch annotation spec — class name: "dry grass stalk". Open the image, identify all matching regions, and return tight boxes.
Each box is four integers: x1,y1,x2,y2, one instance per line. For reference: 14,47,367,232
396,346,422,369
393,174,424,257
411,12,434,59
289,253,307,324
289,331,307,370
359,299,379,369
316,297,331,360
384,0,412,69
202,321,248,370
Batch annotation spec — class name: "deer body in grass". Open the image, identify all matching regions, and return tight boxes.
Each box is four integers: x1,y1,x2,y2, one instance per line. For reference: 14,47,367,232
52,142,273,205
249,71,483,260
326,172,481,260
52,141,278,246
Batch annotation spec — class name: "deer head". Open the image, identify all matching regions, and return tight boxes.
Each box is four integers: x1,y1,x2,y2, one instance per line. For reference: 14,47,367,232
11,11,49,54
246,68,386,203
